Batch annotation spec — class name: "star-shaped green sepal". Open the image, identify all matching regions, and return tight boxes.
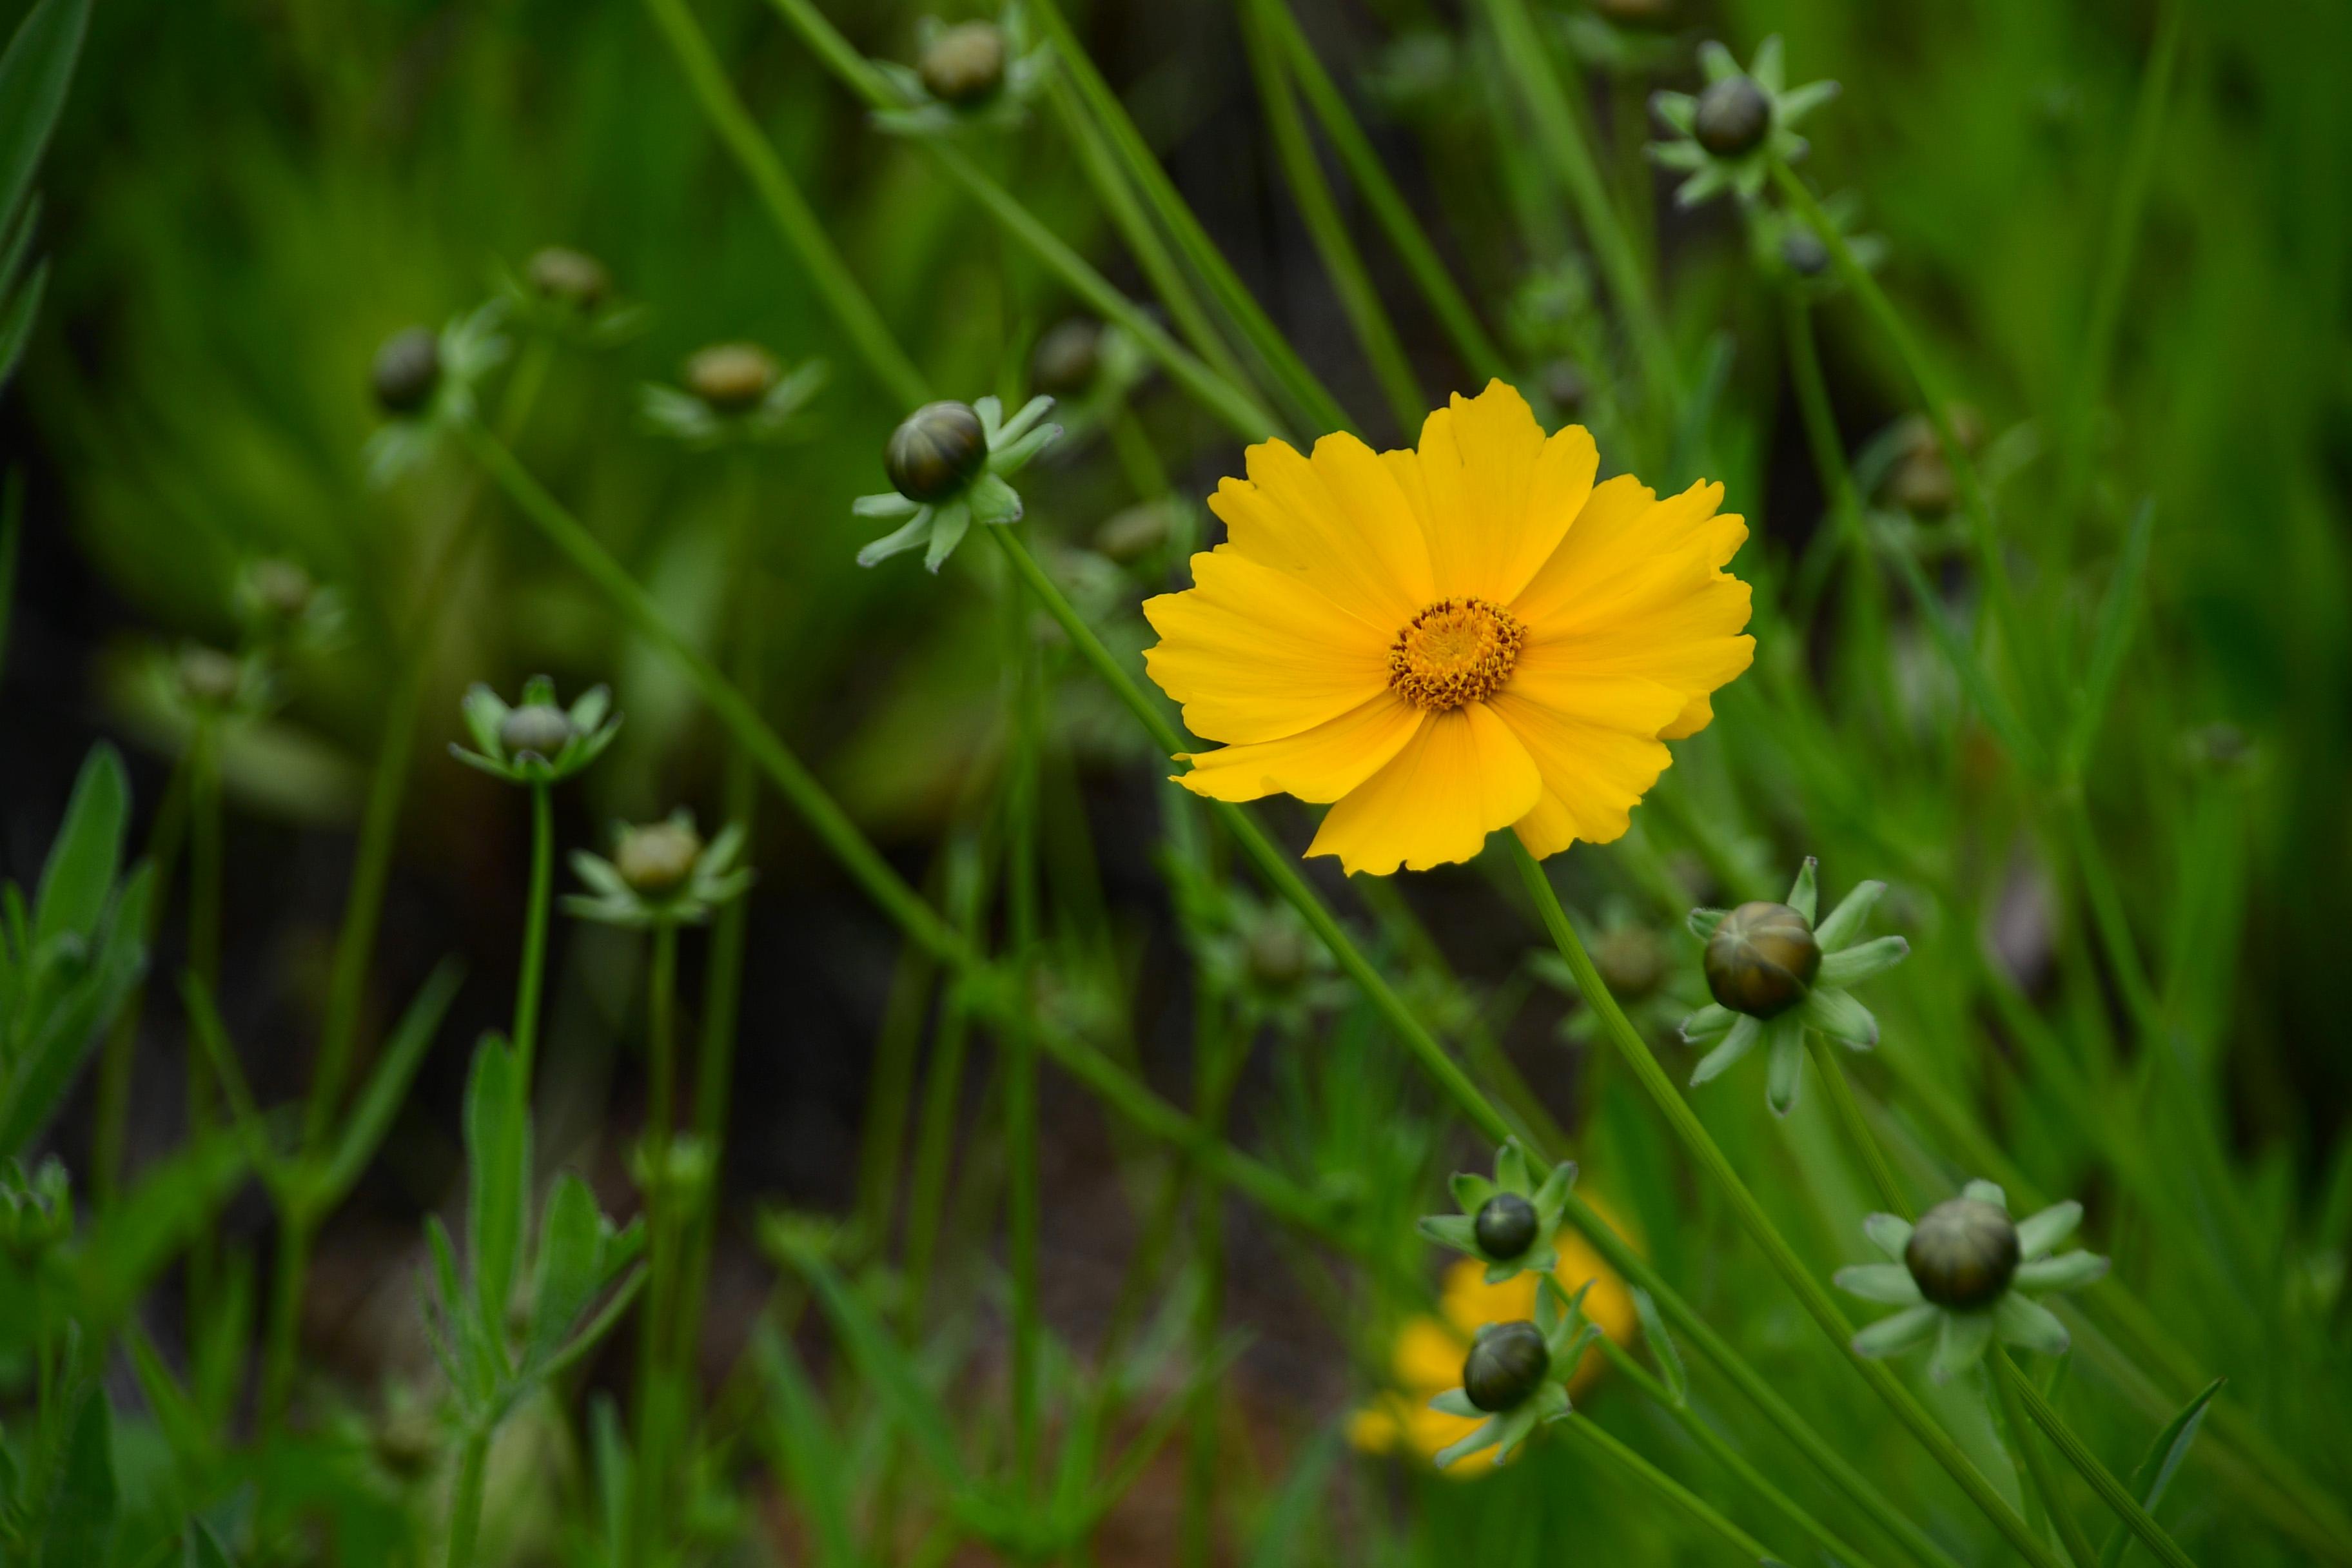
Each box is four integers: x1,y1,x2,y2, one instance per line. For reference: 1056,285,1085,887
1415,1139,1578,1284
1649,36,1838,208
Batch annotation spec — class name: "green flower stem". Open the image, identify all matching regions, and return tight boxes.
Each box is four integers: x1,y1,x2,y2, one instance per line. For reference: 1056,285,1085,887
1255,0,1511,382
2060,797,2162,1036
445,1429,490,1568
1782,294,1901,721
1995,1349,2102,1568
1595,1334,1885,1568
992,524,1966,1568
2052,0,2184,560
1770,162,2039,730
184,722,225,1317
642,0,928,408
1021,0,1355,436
1511,836,2068,1568
2001,1353,2199,1568
260,1207,316,1423
762,0,1284,444
1240,0,1425,432
1803,1028,1910,1217
634,920,683,1556
512,782,554,1087
1555,1415,1776,1563
901,838,994,1332
1473,0,1678,409
1003,542,1045,1487
94,747,192,1208
1181,988,1240,1568
1043,70,1256,407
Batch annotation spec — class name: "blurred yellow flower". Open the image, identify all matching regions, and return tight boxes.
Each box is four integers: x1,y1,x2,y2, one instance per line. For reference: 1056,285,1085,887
1143,380,1752,876
1349,1212,1640,1475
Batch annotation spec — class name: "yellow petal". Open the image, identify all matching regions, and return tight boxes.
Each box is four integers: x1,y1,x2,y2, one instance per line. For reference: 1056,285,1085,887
1306,703,1540,875
1389,381,1598,605
1511,477,1740,629
1142,548,1389,745
1488,690,1673,854
1205,433,1433,631
1173,694,1424,803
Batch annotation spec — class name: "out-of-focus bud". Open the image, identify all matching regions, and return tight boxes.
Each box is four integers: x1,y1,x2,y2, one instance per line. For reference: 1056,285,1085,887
1095,500,1173,565
919,21,1008,108
616,819,703,897
885,400,990,502
498,701,576,761
685,342,781,414
1702,900,1819,1019
1462,1320,1549,1412
1030,318,1102,397
176,646,245,710
1693,74,1772,157
371,327,441,415
1905,1197,2021,1309
1540,358,1589,415
1779,230,1830,277
527,246,612,311
1593,925,1669,1003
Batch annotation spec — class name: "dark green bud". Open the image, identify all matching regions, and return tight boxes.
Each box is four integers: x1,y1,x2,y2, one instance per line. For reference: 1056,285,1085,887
1030,318,1102,397
1593,925,1668,1002
1704,901,1820,1019
685,342,781,413
176,646,244,709
1540,358,1589,414
1905,1197,2020,1309
1246,922,1309,991
371,327,441,415
919,21,1008,107
1095,501,1172,564
1463,1320,1550,1412
1694,74,1772,158
527,246,612,310
1780,230,1830,277
498,701,575,760
886,400,989,502
616,821,702,897
250,559,317,622
1473,1192,1539,1260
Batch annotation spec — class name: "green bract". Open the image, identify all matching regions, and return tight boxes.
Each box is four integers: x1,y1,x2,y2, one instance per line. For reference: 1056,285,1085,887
565,810,750,929
640,353,827,449
1836,1181,2110,1384
870,6,1054,138
1429,1277,1602,1469
451,675,622,787
1416,1139,1578,1284
1649,36,1838,208
854,393,1063,572
1679,859,1910,1116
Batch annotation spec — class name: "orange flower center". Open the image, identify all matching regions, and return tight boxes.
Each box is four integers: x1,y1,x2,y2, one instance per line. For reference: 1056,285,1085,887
1387,598,1524,710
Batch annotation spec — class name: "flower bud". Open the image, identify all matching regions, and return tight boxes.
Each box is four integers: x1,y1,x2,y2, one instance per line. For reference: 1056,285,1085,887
1703,901,1820,1018
1095,501,1172,564
371,326,441,415
685,342,781,413
1540,358,1589,415
498,701,576,760
1463,1320,1549,1412
1779,230,1830,277
616,820,703,897
176,646,244,709
885,400,989,502
1473,1191,1538,1260
1246,921,1309,992
1904,1197,2020,1309
1593,925,1667,1002
250,559,317,622
1030,318,1102,397
919,21,1008,108
527,246,612,311
1693,74,1772,157
372,1404,440,1480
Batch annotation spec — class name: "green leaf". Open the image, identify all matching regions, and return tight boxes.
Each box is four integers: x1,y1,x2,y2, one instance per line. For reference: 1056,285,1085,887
2097,1377,2223,1568
73,1128,247,1329
33,741,128,948
462,1035,529,1360
524,1173,604,1372
2064,500,2155,782
123,1324,212,1473
313,959,462,1206
756,1328,862,1568
1629,1287,1687,1406
37,1384,116,1567
779,1228,968,1486
0,255,43,389
184,1519,235,1568
0,0,88,232
0,864,151,1159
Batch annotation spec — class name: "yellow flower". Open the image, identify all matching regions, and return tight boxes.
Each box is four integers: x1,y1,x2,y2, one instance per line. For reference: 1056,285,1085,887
1348,1219,1639,1475
1143,381,1753,875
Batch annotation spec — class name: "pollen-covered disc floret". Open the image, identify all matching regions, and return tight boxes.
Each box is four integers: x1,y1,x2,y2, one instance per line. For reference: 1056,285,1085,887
1388,598,1525,710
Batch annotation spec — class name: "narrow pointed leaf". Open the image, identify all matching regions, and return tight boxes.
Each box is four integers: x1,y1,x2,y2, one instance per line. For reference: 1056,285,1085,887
316,959,462,1206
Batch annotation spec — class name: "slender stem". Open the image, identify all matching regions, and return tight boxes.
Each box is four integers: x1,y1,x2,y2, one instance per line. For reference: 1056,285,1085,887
1257,0,1510,381
1241,0,1424,431
95,749,191,1208
1783,294,1900,721
259,1209,315,1425
1181,984,1244,1568
2001,1353,2199,1568
994,525,1965,1568
763,0,1282,443
642,0,928,407
2061,797,2162,1034
1996,1349,2100,1568
1002,549,1044,1488
1595,1334,1884,1568
446,1430,489,1568
0,468,19,694
635,921,682,1559
647,924,680,1179
1805,1028,1910,1217
183,723,225,1318
1556,1416,1776,1562
1475,0,1678,408
2052,0,2184,560
1511,837,2066,1568
901,839,992,1331
513,782,554,1087
1021,0,1354,436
